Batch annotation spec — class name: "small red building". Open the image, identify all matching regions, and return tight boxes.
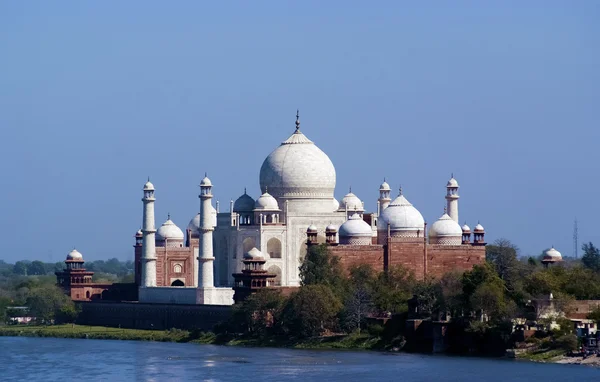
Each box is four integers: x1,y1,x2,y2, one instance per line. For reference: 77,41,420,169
55,249,111,301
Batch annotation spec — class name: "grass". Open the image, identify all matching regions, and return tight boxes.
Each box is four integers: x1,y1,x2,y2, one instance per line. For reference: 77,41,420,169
517,348,566,362
0,324,381,351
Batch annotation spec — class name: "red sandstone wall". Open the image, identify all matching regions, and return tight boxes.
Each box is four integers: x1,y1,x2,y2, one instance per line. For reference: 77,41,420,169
330,240,485,280
154,247,196,287
330,245,385,274
426,245,486,278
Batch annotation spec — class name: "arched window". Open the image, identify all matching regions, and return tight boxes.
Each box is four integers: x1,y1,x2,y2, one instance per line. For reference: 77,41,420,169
267,238,282,259
173,264,183,273
242,237,256,253
267,265,282,286
86,291,90,299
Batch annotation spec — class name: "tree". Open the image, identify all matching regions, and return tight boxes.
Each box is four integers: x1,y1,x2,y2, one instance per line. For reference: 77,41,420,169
486,238,521,289
13,261,29,276
371,265,415,314
281,285,342,338
588,307,600,324
231,289,285,337
343,286,373,334
470,282,506,320
412,278,441,319
26,286,74,323
27,261,47,276
439,271,465,318
299,244,345,292
582,242,600,272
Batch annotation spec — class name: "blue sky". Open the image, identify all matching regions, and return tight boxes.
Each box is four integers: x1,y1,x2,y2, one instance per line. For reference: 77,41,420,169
0,1,598,262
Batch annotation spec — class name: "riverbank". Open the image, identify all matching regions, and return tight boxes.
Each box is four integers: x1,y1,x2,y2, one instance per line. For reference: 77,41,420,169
516,348,600,367
0,324,381,350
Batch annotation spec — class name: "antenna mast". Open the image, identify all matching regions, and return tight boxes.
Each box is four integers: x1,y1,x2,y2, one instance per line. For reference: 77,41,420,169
573,218,578,259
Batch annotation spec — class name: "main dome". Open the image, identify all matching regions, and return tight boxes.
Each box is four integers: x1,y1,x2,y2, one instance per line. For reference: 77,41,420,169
259,119,336,199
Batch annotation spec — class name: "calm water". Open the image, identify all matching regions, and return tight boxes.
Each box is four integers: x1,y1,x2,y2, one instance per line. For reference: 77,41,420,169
1,337,598,381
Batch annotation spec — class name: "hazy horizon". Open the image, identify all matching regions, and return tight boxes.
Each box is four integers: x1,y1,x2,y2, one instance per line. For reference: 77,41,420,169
1,1,598,262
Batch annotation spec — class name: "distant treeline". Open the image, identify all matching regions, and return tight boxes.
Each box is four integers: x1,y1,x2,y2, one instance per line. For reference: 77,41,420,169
0,258,134,280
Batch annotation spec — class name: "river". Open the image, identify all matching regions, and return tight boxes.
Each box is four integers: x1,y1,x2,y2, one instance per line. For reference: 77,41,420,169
1,337,598,381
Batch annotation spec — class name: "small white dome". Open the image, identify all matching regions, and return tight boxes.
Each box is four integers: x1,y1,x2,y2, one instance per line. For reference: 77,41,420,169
379,180,391,191
474,223,485,232
307,223,318,233
429,213,463,238
543,247,562,261
462,224,471,232
326,224,338,233
339,191,364,212
135,229,143,237
447,177,459,188
187,206,217,237
254,192,280,211
244,247,265,260
332,198,340,211
200,176,212,187
66,249,83,261
339,214,372,238
143,180,155,191
234,191,255,212
377,192,425,235
156,217,184,241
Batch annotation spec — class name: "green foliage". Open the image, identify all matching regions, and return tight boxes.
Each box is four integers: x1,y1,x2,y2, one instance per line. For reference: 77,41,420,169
281,285,342,338
231,289,285,336
299,244,345,293
371,266,415,314
26,286,75,323
12,261,29,276
587,307,600,324
553,334,578,352
582,242,600,272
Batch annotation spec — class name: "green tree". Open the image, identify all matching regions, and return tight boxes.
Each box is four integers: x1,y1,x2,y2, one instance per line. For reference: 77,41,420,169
582,242,600,272
26,286,73,323
343,286,372,334
27,261,47,276
231,289,285,337
299,244,345,292
588,307,600,324
281,285,342,338
13,261,29,276
371,265,415,314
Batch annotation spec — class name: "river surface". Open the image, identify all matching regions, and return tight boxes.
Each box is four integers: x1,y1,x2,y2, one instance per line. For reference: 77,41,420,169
1,337,598,381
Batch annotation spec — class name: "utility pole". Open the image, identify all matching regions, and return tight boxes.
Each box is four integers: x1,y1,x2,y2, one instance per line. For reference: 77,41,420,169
573,219,578,259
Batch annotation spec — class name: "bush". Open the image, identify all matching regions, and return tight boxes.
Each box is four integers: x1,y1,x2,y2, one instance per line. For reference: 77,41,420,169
367,323,385,337
553,334,577,352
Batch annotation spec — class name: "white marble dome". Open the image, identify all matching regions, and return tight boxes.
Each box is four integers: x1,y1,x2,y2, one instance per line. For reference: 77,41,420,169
156,217,184,242
254,192,280,211
66,249,83,261
377,192,425,237
543,247,562,262
339,213,372,245
244,247,265,260
339,191,364,212
259,126,336,199
307,223,318,233
326,223,338,233
462,223,471,232
332,198,340,211
234,191,255,212
187,206,217,237
474,223,485,232
143,180,154,191
340,214,372,237
379,180,391,191
429,213,462,245
200,175,212,187
447,177,459,188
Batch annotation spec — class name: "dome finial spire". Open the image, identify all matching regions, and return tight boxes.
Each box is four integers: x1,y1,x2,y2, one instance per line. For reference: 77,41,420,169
244,187,247,195
451,172,454,179
399,185,403,196
295,109,300,132
265,185,268,194
349,185,352,193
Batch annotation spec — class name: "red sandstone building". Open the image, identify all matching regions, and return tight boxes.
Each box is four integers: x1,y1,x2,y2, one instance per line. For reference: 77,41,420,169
55,249,112,301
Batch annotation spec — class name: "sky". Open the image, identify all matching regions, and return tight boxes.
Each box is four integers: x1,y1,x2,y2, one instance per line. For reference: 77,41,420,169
0,1,598,263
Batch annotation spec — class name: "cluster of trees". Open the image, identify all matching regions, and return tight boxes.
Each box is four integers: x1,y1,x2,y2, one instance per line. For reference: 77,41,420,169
223,239,600,353
0,258,134,324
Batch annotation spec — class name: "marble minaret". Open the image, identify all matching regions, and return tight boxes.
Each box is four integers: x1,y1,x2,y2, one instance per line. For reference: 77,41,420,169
141,178,157,287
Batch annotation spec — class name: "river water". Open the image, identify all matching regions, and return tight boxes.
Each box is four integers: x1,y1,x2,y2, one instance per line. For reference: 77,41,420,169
1,337,598,381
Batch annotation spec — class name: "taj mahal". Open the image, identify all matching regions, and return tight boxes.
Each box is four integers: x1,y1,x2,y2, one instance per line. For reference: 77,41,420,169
129,112,487,306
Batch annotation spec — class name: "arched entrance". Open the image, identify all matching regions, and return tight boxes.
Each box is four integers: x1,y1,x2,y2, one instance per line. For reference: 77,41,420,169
171,279,185,286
